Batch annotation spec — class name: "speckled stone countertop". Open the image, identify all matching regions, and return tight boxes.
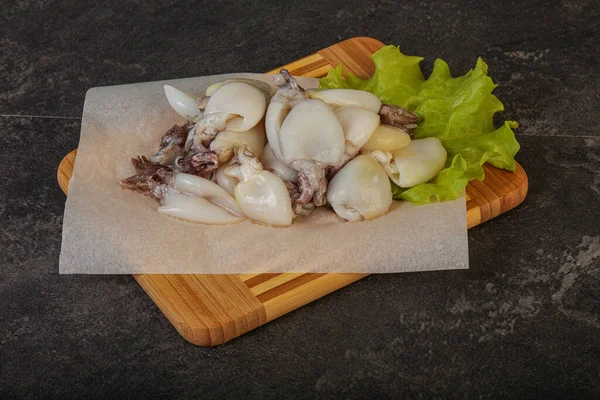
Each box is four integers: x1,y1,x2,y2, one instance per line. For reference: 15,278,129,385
1,1,599,398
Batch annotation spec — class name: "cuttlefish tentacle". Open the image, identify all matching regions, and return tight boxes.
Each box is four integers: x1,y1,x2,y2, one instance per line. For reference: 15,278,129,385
378,104,419,137
150,123,190,165
186,112,231,151
178,146,219,179
223,146,262,182
281,174,316,217
278,69,304,92
314,173,328,207
120,156,174,199
294,170,314,205
293,161,328,206
293,202,316,217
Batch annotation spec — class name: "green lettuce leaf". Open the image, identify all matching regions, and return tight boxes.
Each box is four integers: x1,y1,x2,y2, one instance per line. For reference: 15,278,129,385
320,45,520,204
441,120,520,181
320,45,425,106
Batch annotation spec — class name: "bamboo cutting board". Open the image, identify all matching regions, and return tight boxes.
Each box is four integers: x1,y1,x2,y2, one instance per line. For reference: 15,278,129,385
57,37,528,346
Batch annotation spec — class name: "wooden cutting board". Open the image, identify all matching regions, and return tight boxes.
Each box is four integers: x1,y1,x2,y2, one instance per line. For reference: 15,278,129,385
57,37,528,346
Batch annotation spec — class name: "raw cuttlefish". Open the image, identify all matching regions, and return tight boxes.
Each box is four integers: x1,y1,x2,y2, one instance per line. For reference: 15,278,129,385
120,156,244,225
327,154,392,222
122,69,454,226
371,137,447,188
162,81,268,178
225,146,294,226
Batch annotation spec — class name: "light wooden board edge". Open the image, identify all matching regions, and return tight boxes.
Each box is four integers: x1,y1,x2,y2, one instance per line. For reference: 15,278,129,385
56,37,528,346
134,274,266,346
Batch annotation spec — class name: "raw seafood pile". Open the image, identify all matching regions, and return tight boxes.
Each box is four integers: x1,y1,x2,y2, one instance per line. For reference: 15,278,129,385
120,70,448,226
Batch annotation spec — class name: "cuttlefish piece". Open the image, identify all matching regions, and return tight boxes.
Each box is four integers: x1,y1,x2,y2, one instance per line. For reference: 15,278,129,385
278,99,345,206
376,137,447,188
164,85,203,122
262,144,311,217
158,173,244,225
259,143,298,183
209,122,266,163
279,99,344,166
206,78,275,101
361,124,412,152
327,155,393,222
120,157,243,224
335,106,381,149
264,69,307,161
215,162,239,196
204,82,267,132
183,82,266,176
157,193,243,225
333,106,380,168
306,88,382,113
226,146,293,227
378,104,419,129
264,100,289,161
171,173,243,217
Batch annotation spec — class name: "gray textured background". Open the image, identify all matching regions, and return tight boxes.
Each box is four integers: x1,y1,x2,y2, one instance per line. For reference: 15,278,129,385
1,0,599,398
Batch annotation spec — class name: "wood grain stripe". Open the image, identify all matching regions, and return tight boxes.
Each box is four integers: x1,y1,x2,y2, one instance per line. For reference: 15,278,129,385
466,199,481,229
248,273,306,297
267,53,325,75
262,273,367,322
166,275,227,344
301,64,335,78
340,39,379,75
358,37,387,54
256,273,326,303
319,38,379,79
288,58,330,76
244,273,282,288
238,273,260,281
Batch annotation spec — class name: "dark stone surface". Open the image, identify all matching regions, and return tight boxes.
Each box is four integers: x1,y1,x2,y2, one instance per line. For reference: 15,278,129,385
1,0,599,398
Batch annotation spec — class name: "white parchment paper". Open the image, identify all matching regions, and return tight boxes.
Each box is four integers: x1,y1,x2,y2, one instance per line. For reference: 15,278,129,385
59,73,469,274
